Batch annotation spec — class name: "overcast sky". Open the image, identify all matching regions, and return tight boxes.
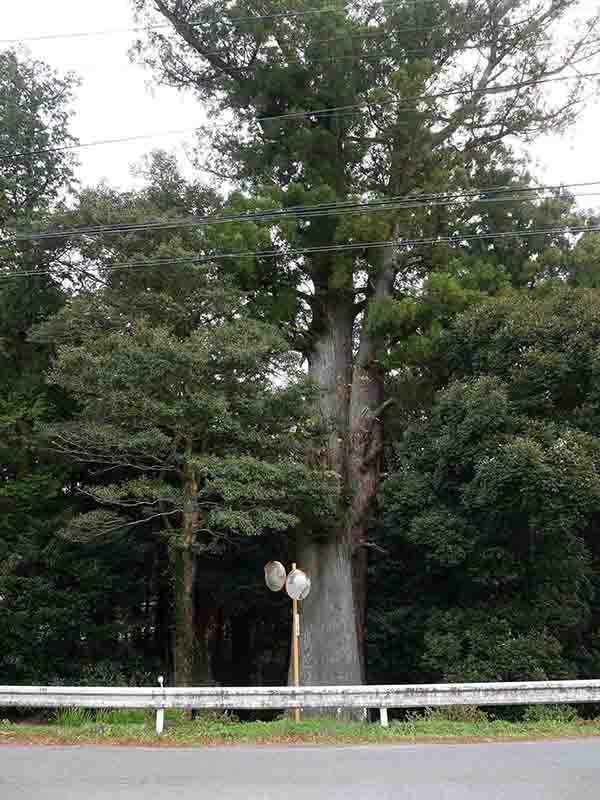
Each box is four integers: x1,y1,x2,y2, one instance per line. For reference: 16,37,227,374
5,0,600,197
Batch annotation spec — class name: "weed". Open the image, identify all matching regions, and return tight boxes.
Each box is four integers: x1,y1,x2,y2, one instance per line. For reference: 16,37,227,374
54,707,94,726
523,704,579,723
8,708,600,746
423,705,490,723
94,709,150,725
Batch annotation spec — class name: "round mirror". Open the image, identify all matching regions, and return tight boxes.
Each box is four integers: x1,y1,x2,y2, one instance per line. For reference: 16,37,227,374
285,568,311,600
264,560,286,592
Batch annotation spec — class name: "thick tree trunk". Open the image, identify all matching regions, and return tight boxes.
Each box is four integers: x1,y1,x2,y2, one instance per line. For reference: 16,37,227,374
174,462,198,697
309,297,353,477
348,245,396,679
173,546,196,685
349,344,385,680
348,389,384,680
293,256,396,700
293,529,363,715
292,298,363,713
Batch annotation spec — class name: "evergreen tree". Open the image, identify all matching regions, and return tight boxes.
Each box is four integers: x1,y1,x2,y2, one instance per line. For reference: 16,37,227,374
36,262,333,688
0,50,80,683
130,0,600,687
370,289,600,683
0,54,169,686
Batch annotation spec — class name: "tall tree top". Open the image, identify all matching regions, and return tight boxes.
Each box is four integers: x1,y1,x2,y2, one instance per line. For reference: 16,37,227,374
131,0,600,193
0,49,78,224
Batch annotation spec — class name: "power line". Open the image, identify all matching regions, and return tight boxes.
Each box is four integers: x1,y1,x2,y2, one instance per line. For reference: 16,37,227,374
8,180,600,243
48,46,449,80
3,69,598,164
11,185,600,242
194,43,458,74
9,3,589,76
151,20,463,71
7,0,598,45
0,1,439,44
1,255,203,280
3,223,599,281
149,23,452,61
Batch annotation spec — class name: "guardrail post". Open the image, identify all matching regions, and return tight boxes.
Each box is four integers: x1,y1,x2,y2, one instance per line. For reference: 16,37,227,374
379,707,389,728
156,676,165,736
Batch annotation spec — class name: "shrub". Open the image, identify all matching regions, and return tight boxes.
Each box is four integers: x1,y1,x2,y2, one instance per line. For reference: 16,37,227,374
523,704,578,723
54,707,94,726
423,704,489,723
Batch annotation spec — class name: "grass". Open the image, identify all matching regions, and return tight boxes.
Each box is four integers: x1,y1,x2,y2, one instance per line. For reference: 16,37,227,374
54,707,159,726
2,705,600,746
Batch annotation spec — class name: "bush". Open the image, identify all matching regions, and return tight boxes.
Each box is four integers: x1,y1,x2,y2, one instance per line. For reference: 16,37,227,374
54,707,94,726
423,704,490,723
523,704,578,723
93,709,150,725
54,707,154,726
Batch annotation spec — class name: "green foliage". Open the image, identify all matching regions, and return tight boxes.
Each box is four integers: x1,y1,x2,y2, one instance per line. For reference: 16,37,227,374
523,704,579,724
54,707,154,726
42,301,333,545
0,49,77,331
29,152,338,685
370,288,600,685
4,1,600,691
0,51,159,687
422,619,573,682
54,707,94,726
6,712,600,745
0,527,159,684
420,705,490,724
124,1,600,688
441,289,600,431
129,0,600,360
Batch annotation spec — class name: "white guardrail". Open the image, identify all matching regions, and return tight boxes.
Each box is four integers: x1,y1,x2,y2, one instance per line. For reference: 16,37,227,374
2,680,600,734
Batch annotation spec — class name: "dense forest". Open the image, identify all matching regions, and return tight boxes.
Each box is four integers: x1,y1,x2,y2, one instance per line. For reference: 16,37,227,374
2,1,600,698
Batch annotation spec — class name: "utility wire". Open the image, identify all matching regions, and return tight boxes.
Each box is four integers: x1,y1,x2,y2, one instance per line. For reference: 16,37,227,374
48,45,451,78
6,0,598,44
3,69,598,164
13,47,480,85
8,180,600,243
0,1,443,44
10,185,600,242
144,22,453,61
11,3,592,76
193,43,464,73
3,223,599,281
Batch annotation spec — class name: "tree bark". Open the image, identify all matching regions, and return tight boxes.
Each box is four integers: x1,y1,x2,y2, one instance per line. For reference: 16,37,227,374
293,529,363,715
294,252,397,697
349,347,385,681
308,296,353,479
348,241,397,679
173,461,198,701
292,297,363,714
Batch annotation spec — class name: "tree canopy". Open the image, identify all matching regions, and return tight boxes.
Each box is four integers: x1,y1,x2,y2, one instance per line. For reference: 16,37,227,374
370,289,600,684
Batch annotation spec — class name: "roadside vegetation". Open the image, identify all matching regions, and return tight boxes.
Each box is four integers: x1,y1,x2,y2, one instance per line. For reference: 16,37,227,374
1,705,600,746
4,3,600,721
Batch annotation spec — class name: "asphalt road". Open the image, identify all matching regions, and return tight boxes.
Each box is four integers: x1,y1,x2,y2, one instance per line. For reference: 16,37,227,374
1,740,599,799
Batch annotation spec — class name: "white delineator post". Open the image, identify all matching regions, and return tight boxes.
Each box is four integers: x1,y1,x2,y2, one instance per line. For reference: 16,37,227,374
156,676,165,736
379,707,389,728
